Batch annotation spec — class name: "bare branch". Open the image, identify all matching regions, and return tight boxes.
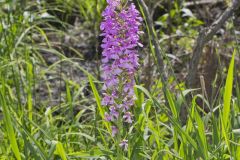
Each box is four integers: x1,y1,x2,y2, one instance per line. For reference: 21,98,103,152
138,0,166,81
138,0,172,109
184,0,224,7
186,0,240,88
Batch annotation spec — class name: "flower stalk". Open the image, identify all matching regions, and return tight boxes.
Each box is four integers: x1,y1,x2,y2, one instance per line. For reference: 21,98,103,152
100,0,142,153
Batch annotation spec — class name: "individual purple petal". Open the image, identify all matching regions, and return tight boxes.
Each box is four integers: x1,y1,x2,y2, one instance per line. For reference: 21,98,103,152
105,112,112,121
101,94,114,106
110,106,119,119
111,126,118,137
119,139,128,151
123,112,133,123
106,77,119,88
120,62,133,70
138,42,143,47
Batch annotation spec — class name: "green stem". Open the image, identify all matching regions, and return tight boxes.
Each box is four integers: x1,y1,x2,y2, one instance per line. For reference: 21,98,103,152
116,111,123,160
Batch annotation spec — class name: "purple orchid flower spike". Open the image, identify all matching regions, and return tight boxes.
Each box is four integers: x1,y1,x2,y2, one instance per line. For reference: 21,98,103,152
100,0,142,140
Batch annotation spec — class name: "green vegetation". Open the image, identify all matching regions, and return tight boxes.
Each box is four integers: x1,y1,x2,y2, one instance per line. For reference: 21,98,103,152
0,0,240,159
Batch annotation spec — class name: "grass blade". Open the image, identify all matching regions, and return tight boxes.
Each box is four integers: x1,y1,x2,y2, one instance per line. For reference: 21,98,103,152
55,141,67,160
0,81,21,160
222,49,236,153
88,75,110,133
222,49,235,129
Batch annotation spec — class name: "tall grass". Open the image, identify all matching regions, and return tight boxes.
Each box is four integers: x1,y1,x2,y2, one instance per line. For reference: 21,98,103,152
0,0,240,160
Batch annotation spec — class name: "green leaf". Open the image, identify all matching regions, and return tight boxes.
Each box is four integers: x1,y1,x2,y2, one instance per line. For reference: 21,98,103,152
166,89,178,118
0,81,21,160
135,85,152,99
222,49,236,152
222,50,235,128
55,141,67,160
88,75,110,133
195,109,208,159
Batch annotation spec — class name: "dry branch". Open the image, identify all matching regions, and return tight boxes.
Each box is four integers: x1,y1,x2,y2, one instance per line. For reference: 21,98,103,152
138,0,166,81
138,0,170,108
184,0,224,7
186,0,240,88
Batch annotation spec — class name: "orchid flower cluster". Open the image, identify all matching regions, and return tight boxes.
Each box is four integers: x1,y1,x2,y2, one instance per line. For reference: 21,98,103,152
100,0,142,150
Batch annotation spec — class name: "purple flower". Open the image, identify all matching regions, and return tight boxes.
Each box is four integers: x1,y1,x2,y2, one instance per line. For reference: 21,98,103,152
123,112,133,123
109,106,119,119
101,94,114,106
119,139,128,151
105,112,112,121
101,0,142,138
111,126,118,137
